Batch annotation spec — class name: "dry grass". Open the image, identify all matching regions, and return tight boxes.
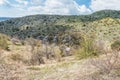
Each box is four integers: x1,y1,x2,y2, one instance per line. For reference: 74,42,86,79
0,64,23,80
0,35,119,80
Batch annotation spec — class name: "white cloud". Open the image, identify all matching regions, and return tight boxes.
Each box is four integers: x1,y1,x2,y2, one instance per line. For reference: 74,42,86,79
0,0,6,5
0,0,92,16
28,0,91,15
30,0,44,5
78,5,91,13
0,0,10,5
90,0,120,11
1,0,120,17
15,0,28,5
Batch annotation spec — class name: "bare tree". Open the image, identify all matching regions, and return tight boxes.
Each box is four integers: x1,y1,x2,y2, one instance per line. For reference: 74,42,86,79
26,38,45,65
91,49,120,74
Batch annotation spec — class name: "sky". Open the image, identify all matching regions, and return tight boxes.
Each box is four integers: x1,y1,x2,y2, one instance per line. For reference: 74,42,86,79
0,0,120,17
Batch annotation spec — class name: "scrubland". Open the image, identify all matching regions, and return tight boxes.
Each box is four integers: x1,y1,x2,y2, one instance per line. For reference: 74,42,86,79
0,10,120,80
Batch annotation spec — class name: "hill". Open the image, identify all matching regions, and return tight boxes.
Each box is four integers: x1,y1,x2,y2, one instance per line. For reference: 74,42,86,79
0,17,11,21
0,10,120,80
0,10,120,42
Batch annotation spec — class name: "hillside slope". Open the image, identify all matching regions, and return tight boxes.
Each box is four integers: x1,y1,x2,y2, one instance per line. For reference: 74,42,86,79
0,17,11,21
0,10,120,41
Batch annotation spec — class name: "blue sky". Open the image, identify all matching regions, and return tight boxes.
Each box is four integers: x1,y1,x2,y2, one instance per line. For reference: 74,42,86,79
75,0,91,7
0,0,119,17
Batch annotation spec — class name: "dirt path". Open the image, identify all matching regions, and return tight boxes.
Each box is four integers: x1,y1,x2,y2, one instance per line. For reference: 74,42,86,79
20,54,120,80
20,57,98,80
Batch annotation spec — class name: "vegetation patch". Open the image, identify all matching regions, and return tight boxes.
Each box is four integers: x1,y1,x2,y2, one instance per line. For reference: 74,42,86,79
0,34,9,50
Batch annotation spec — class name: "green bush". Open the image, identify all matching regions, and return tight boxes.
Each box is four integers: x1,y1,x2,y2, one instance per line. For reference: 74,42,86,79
111,40,120,51
76,35,98,59
0,34,9,50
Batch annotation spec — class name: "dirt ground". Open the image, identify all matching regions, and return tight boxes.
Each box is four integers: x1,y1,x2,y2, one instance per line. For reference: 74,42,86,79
0,45,120,80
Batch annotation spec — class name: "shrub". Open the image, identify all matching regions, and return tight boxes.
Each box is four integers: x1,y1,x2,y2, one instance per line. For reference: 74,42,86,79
0,34,9,50
10,53,23,62
25,38,41,52
25,38,45,65
90,41,120,74
30,50,45,65
91,50,120,74
76,35,98,59
111,40,120,51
